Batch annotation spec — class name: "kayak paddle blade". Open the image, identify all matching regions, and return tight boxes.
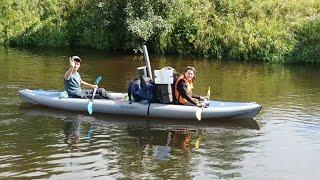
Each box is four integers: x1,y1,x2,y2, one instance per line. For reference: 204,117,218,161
207,86,211,100
95,76,102,85
196,108,202,121
86,127,93,139
87,101,93,115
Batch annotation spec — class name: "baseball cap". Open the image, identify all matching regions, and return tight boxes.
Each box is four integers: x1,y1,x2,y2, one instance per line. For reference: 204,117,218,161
71,56,81,62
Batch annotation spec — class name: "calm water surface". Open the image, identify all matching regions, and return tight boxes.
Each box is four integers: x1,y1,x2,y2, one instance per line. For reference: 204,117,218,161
0,47,319,179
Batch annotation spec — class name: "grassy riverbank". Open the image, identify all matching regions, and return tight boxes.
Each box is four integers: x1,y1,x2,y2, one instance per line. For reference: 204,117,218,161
0,0,319,63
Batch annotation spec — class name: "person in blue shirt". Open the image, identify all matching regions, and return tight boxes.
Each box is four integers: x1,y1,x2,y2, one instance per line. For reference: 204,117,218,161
64,56,111,99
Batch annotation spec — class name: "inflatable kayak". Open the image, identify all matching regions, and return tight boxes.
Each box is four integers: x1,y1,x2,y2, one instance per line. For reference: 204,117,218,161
18,89,262,119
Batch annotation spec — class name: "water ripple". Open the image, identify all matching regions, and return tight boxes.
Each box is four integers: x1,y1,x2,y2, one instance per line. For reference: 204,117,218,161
1,48,320,179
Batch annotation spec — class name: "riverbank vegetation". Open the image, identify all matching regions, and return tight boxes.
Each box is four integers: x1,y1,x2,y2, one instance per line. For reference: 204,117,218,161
0,0,319,63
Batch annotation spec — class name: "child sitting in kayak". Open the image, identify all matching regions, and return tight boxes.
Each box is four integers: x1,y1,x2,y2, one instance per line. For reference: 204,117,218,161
64,56,112,99
174,66,207,107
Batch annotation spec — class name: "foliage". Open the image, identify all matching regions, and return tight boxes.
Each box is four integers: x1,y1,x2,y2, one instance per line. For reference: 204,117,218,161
289,17,320,63
163,0,319,62
0,0,320,63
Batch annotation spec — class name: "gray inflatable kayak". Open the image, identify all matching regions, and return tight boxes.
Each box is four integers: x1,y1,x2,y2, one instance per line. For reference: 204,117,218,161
18,89,262,119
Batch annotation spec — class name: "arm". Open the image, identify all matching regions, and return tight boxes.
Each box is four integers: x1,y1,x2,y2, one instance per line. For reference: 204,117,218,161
192,94,206,101
81,80,98,89
64,57,75,80
64,67,74,80
192,94,201,99
177,81,198,105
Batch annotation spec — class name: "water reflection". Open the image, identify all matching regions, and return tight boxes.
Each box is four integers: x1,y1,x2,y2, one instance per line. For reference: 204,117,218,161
129,128,196,161
16,104,262,178
19,105,260,131
63,120,98,154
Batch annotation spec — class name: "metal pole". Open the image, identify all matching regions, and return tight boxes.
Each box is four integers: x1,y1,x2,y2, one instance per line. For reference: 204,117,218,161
142,45,153,80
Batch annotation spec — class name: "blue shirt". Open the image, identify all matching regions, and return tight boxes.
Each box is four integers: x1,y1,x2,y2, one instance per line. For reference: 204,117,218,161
64,72,82,96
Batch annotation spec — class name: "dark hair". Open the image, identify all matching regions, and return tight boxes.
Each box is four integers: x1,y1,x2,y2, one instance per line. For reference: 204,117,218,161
184,66,196,80
74,58,81,63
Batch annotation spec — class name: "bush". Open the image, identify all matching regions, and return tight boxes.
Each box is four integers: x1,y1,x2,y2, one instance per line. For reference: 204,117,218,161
0,0,320,63
289,17,320,63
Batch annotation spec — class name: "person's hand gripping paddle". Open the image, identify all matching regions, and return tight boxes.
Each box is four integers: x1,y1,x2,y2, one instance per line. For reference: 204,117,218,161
196,86,210,121
87,76,102,115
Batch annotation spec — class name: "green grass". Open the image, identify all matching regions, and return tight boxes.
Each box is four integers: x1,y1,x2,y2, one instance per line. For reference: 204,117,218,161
0,0,319,63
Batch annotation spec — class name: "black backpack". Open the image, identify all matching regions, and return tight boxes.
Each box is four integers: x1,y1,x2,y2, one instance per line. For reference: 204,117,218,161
127,77,156,103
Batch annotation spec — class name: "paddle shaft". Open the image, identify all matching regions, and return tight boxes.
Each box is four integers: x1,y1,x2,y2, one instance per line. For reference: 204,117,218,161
92,88,97,100
87,76,102,115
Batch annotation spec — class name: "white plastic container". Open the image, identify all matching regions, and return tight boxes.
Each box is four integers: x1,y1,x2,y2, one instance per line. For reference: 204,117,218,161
153,67,175,103
154,69,173,84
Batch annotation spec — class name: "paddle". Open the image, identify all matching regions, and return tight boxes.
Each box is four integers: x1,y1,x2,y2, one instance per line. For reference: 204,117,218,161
196,86,210,121
206,86,211,100
87,76,102,115
86,125,93,139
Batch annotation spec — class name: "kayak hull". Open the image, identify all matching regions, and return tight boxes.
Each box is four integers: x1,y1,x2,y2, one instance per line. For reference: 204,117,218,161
18,89,262,119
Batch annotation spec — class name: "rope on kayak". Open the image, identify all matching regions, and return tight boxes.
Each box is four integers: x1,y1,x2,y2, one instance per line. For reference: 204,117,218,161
147,103,151,118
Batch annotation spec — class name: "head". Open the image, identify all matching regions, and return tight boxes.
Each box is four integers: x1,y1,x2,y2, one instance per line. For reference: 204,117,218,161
184,66,196,81
72,56,81,71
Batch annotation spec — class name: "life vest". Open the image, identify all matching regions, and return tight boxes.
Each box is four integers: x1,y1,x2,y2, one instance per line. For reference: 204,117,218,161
174,75,194,104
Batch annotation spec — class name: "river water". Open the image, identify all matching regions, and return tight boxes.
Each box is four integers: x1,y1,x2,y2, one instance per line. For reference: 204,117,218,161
0,47,319,179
